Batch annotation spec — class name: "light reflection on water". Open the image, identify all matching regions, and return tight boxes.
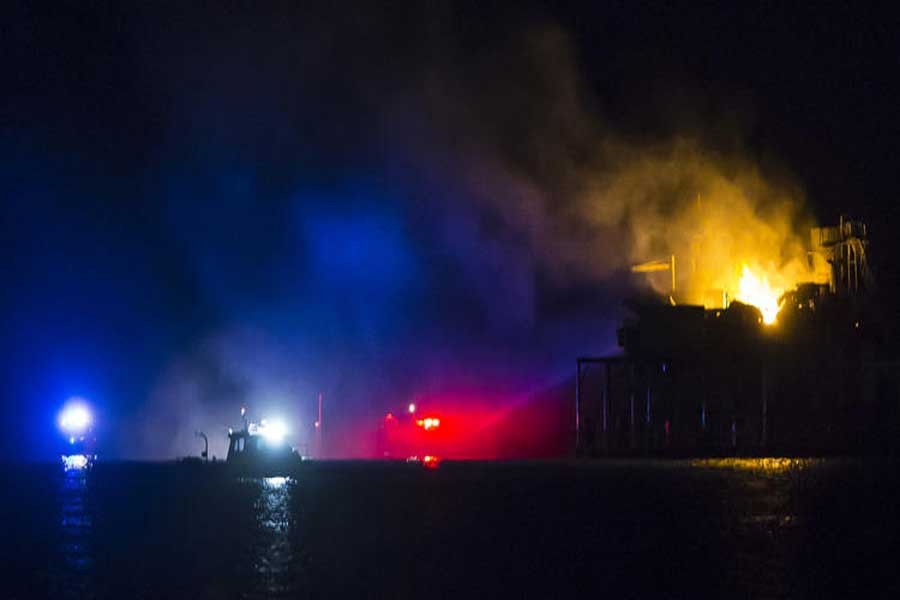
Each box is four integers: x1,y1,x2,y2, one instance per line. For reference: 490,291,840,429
247,476,296,597
53,471,304,599
688,456,817,595
690,457,822,473
17,459,891,598
57,470,93,593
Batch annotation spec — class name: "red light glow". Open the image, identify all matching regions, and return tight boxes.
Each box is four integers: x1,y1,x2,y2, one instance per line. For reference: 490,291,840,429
422,455,440,469
372,386,573,460
415,417,440,430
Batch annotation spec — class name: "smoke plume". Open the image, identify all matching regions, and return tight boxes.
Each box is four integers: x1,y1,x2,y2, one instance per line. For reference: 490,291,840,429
124,7,816,458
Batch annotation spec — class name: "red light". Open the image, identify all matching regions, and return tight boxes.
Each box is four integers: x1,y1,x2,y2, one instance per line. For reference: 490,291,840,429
422,455,441,469
415,417,441,430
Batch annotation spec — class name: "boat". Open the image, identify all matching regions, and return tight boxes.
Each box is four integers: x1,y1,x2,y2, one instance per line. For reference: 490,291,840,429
225,418,302,476
57,399,97,473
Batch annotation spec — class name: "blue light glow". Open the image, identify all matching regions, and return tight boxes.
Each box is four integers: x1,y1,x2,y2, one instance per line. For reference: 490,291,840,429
58,399,92,436
61,454,90,471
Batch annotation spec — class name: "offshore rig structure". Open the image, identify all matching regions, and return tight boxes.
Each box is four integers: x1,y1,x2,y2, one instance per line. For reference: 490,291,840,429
575,217,897,456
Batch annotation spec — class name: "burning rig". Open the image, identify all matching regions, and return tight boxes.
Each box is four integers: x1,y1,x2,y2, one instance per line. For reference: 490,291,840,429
576,217,899,456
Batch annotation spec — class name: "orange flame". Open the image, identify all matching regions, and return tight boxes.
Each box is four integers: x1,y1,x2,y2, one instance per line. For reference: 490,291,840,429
735,265,783,325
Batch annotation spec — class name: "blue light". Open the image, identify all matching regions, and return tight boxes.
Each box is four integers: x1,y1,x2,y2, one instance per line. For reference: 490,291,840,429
58,398,93,436
61,454,91,471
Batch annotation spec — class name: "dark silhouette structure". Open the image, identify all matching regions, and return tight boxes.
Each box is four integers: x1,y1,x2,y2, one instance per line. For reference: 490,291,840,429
576,217,899,455
226,426,301,475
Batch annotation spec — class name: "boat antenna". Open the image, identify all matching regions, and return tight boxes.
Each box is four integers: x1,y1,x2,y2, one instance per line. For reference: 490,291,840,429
194,431,208,461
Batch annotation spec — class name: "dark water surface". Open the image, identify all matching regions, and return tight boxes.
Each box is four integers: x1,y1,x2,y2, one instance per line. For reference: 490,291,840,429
3,458,899,599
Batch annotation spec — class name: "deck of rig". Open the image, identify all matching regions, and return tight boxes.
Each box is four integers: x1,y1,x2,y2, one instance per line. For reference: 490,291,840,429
576,217,900,456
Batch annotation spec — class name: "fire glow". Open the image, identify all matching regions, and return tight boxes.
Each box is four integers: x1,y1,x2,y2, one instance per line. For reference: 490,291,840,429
735,265,784,325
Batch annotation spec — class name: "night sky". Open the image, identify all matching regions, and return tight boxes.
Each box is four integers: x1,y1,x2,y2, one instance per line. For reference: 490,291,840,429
3,2,899,459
